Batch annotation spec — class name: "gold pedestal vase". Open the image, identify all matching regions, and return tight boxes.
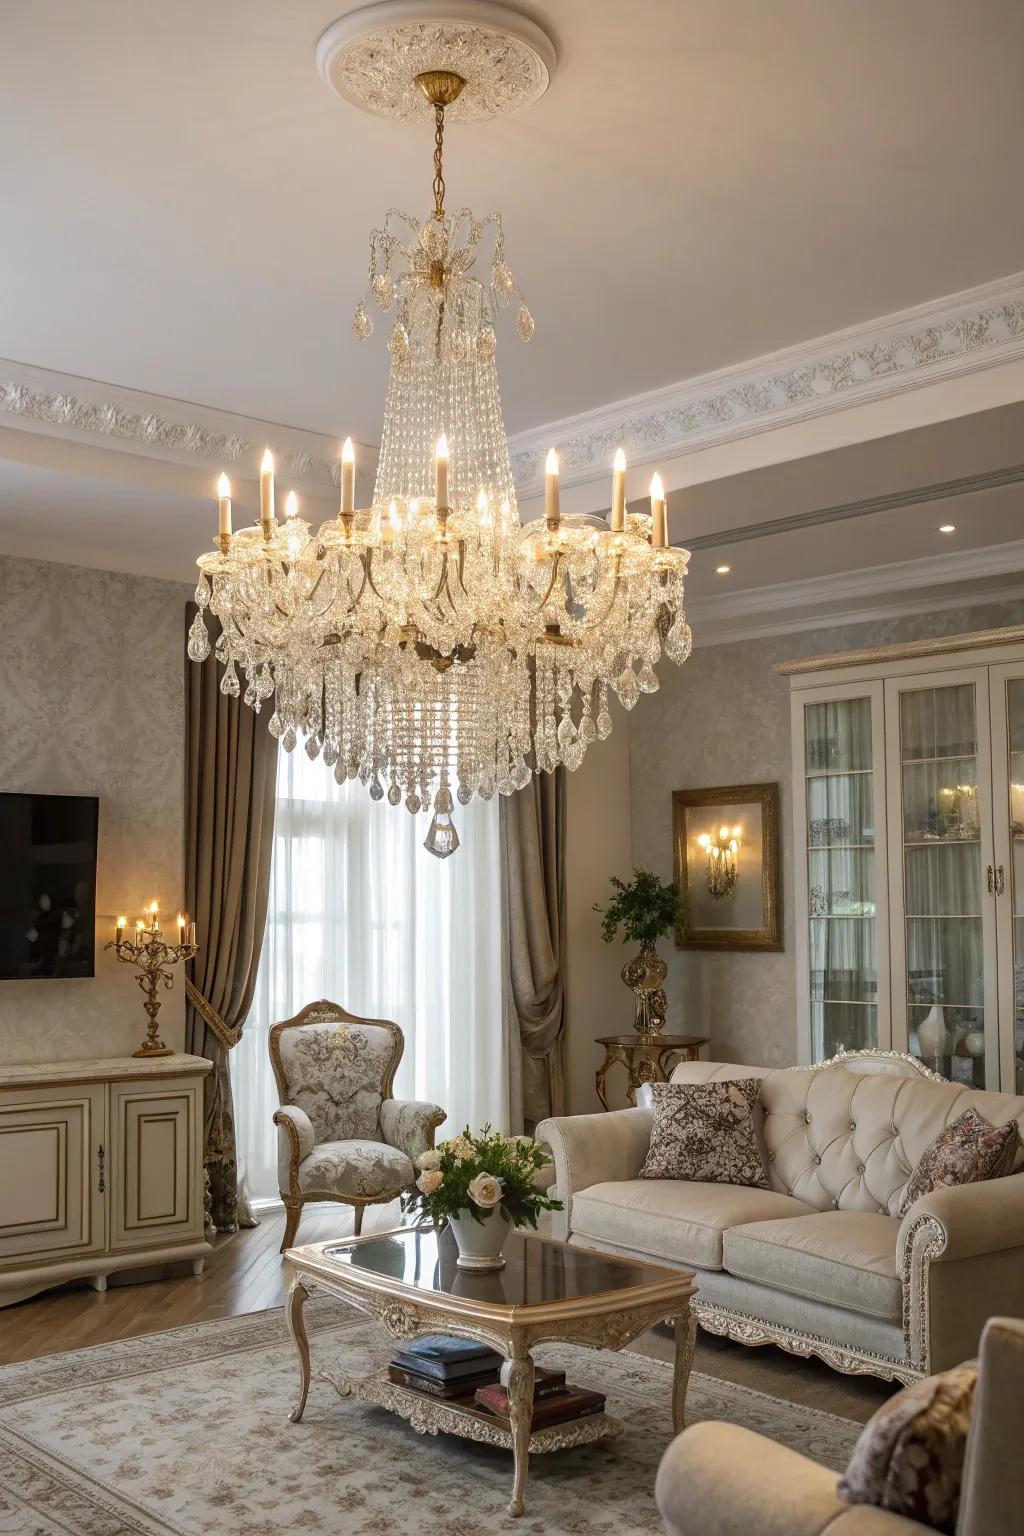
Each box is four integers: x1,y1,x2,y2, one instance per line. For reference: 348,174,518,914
621,940,669,1035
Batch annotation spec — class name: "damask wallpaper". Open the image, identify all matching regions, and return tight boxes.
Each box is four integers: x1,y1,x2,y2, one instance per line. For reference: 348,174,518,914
629,597,1024,1069
0,555,191,1062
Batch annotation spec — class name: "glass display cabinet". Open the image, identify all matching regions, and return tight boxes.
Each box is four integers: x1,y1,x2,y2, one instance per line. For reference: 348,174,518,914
785,631,1024,1093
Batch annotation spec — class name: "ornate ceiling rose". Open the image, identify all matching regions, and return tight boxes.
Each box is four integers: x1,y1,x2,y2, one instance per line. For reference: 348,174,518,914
315,0,556,123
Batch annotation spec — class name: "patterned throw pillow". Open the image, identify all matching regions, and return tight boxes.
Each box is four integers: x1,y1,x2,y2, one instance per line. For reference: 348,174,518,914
838,1361,976,1534
897,1107,1020,1218
639,1079,768,1188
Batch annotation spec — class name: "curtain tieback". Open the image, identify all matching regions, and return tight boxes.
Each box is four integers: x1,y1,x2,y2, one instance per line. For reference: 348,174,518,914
184,976,243,1051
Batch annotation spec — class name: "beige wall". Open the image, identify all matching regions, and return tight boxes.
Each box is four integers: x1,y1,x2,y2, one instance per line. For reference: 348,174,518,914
563,702,635,1113
0,555,190,1063
629,597,1024,1071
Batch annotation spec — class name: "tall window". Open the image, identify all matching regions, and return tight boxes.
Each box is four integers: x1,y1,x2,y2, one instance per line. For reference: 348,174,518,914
232,748,507,1204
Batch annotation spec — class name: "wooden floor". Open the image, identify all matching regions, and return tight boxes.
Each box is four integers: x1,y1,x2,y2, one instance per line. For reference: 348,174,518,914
0,1202,895,1423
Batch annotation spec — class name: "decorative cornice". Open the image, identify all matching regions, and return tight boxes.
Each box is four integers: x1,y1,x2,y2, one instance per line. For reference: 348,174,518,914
0,358,373,492
509,270,1024,495
775,620,1024,676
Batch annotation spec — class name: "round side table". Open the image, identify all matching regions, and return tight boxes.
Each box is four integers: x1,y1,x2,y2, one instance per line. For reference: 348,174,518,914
595,1034,709,1110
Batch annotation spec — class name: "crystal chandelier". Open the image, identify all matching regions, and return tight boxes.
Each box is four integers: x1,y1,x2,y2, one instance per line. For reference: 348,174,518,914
187,12,692,857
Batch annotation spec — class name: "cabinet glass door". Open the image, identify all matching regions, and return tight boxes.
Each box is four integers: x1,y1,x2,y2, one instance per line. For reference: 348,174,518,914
888,674,997,1087
803,694,883,1059
991,668,1024,1093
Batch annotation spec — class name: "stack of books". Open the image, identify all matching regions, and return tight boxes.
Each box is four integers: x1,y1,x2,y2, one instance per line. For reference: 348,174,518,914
475,1367,606,1430
387,1335,503,1404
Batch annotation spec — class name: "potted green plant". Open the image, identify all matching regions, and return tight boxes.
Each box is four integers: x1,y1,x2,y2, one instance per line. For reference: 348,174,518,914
407,1127,563,1271
595,867,684,1035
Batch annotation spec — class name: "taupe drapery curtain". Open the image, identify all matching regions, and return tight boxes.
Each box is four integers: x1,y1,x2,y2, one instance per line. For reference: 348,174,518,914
500,767,567,1129
184,605,278,1231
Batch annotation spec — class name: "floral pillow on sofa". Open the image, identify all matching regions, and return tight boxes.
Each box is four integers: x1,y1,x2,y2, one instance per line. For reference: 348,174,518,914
897,1107,1020,1218
639,1079,768,1188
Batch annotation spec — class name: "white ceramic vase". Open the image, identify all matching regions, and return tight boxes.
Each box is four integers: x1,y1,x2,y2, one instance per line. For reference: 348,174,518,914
449,1207,511,1271
917,1003,949,1061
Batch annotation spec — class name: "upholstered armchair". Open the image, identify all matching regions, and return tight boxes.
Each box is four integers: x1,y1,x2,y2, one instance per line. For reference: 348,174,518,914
270,999,446,1252
656,1315,1024,1536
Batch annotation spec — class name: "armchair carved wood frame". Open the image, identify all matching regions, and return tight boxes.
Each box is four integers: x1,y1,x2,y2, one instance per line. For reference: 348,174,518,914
270,999,446,1253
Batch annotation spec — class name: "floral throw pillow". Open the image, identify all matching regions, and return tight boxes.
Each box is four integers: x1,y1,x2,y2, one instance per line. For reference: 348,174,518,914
838,1361,976,1534
897,1107,1020,1219
639,1079,768,1188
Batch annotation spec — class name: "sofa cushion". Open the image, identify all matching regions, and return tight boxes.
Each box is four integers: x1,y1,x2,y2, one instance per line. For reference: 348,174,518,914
297,1138,414,1198
640,1080,769,1188
570,1180,816,1271
897,1107,1020,1217
723,1210,902,1319
838,1360,977,1534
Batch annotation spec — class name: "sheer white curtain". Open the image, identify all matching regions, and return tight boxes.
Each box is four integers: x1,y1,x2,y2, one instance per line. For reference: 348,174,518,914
232,748,507,1204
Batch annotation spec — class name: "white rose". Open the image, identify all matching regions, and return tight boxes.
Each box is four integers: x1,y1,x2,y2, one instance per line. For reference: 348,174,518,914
467,1172,503,1210
417,1169,443,1195
417,1149,441,1170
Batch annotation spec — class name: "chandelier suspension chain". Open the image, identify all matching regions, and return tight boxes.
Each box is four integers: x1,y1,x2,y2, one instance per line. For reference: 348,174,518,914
433,101,446,220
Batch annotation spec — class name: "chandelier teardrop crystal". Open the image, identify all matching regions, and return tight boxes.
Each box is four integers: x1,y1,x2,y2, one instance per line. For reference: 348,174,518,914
188,11,692,855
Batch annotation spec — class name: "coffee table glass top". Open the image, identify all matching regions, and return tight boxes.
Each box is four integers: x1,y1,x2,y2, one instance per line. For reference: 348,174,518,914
319,1225,681,1307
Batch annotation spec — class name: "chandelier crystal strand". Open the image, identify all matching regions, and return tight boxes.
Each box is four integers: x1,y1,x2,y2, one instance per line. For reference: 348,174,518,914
189,64,691,856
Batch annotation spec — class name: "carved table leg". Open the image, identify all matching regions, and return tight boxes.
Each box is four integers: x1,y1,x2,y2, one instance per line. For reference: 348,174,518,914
672,1309,697,1434
285,1275,311,1423
595,1048,613,1111
505,1350,536,1518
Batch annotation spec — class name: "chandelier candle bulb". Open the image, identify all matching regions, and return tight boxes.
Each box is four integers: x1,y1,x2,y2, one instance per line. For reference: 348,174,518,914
435,433,449,508
341,436,355,515
259,448,275,535
216,473,232,539
611,448,626,531
545,448,560,530
650,471,667,548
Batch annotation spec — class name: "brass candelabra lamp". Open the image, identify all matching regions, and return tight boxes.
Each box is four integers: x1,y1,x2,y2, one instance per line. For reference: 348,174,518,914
106,903,198,1057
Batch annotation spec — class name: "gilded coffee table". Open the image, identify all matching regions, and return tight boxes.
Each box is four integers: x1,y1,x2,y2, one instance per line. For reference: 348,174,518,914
284,1224,696,1517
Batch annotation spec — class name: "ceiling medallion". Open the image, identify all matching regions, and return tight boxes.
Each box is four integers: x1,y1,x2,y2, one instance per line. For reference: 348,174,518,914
188,2,692,857
315,0,555,122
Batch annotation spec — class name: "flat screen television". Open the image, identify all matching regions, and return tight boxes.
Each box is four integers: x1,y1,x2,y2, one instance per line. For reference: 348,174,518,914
0,793,99,980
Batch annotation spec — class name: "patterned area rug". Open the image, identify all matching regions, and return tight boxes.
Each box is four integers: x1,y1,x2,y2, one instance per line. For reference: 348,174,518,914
0,1302,860,1535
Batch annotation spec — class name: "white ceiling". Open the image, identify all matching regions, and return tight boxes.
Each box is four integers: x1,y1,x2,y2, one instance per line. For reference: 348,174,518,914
1,0,1023,441
1,0,1023,629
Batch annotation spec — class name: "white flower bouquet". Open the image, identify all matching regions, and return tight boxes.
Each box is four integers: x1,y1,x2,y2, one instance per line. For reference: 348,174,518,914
406,1126,562,1230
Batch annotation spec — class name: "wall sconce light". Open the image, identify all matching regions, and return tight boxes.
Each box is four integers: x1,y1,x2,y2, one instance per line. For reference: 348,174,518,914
697,825,741,900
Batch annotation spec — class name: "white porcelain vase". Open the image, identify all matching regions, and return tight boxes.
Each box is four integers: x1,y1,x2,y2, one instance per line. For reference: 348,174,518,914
917,1003,949,1062
449,1207,512,1271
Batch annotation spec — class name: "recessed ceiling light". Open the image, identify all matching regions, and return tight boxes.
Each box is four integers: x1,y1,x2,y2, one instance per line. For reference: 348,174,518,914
938,524,956,534
715,564,732,574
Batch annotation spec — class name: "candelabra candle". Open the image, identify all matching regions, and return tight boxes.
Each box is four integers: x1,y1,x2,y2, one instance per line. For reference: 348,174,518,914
106,913,199,1058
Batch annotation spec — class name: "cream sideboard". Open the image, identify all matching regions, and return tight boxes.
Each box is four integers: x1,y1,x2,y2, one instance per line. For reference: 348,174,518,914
0,1053,212,1306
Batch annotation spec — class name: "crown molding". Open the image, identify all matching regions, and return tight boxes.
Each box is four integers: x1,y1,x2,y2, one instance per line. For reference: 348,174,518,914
0,358,375,492
687,539,1024,648
509,270,1024,496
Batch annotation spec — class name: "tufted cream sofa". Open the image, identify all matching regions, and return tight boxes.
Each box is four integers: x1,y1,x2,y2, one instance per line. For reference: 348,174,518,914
537,1051,1024,1382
